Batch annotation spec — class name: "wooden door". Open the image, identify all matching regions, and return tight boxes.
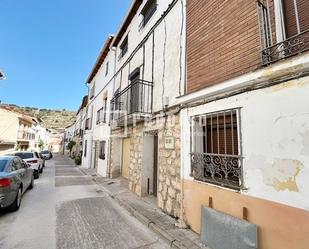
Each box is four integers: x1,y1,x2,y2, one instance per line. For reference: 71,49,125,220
122,138,130,179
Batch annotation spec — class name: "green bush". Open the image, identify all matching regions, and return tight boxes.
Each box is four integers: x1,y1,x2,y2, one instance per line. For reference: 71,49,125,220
75,156,81,165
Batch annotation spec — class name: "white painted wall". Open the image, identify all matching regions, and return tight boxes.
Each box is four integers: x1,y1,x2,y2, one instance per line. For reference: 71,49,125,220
113,0,185,112
181,76,309,211
82,47,115,175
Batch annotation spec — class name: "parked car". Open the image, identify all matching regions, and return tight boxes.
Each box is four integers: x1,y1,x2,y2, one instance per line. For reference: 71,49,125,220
11,151,43,179
40,150,52,160
39,153,45,168
0,156,34,211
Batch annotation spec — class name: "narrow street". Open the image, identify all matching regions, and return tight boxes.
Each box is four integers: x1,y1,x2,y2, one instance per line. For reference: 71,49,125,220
0,155,168,249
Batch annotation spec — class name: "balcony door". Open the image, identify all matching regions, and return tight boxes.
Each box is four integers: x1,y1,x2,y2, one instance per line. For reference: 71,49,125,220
129,68,140,114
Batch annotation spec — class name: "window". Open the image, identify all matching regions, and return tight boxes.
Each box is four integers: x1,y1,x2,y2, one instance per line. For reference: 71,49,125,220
99,141,106,160
89,83,95,99
85,118,91,130
259,0,309,65
105,61,109,76
140,0,157,28
0,159,9,172
96,97,108,124
282,0,309,38
119,36,128,59
191,109,242,190
84,140,87,157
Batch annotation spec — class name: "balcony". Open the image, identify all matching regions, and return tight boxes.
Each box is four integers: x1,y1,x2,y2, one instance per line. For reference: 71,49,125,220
17,131,35,141
262,30,309,66
110,79,153,127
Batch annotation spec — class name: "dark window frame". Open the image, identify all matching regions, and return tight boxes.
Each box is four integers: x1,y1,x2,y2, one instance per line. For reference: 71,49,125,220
119,36,128,59
105,61,109,76
140,0,157,29
99,141,106,160
84,140,87,157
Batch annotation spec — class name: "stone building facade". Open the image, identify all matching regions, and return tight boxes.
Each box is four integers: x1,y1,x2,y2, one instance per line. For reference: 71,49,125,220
110,112,182,218
108,0,186,218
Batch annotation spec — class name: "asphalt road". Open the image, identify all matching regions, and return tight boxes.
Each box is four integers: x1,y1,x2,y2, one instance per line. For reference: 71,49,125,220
0,155,168,249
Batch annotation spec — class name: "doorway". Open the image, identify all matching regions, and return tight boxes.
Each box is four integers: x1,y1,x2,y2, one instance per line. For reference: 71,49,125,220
141,131,158,197
122,138,130,179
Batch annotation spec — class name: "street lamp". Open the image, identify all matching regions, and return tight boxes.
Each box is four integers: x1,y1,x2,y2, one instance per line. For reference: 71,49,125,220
0,70,6,80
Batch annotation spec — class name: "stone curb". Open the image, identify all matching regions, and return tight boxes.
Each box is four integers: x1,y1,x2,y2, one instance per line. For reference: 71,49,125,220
76,166,189,249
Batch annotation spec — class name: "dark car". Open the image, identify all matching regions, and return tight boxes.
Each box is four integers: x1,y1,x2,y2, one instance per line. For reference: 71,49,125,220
0,156,34,211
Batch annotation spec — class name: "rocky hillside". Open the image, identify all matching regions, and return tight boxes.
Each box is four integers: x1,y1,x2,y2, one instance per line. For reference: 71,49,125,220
1,104,76,129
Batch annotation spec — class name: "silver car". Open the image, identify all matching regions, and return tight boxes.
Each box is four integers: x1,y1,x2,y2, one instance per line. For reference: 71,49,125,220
0,156,34,211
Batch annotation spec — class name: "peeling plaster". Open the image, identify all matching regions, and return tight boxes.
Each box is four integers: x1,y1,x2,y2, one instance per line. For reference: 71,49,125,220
247,155,303,192
268,75,309,93
271,159,302,192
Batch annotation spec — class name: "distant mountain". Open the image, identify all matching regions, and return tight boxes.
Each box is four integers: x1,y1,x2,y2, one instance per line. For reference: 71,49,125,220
0,103,76,129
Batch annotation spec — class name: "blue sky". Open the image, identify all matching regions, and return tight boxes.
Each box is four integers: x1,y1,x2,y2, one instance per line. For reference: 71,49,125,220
0,0,131,111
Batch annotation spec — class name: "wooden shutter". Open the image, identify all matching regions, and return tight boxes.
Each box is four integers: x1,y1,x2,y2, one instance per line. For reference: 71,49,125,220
283,0,309,38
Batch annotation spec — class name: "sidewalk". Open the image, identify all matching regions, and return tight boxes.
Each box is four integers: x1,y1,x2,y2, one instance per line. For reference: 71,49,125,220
78,166,209,249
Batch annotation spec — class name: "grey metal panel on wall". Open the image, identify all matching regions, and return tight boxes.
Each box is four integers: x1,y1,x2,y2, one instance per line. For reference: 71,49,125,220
200,206,258,249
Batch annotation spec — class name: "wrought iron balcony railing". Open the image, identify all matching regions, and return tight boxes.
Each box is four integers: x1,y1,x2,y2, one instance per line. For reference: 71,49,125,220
190,152,243,190
17,131,35,141
262,29,309,66
110,79,153,126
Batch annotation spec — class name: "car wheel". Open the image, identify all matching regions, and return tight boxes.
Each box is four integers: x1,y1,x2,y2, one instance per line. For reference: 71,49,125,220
28,177,34,190
9,187,22,212
34,170,39,179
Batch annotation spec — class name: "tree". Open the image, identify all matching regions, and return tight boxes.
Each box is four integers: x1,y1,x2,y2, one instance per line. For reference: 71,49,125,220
38,139,44,150
67,141,76,156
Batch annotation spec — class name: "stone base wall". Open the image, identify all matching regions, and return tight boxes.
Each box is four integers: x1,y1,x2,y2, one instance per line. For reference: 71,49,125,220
109,112,181,218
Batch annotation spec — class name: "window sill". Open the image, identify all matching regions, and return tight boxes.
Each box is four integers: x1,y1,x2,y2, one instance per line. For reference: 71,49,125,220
191,177,243,193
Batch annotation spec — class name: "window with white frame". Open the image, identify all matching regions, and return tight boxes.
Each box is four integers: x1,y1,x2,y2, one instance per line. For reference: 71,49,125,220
190,108,242,190
96,97,107,124
89,83,95,99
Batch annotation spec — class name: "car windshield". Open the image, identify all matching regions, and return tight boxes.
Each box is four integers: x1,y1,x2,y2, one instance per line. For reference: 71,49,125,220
15,152,33,159
41,151,49,154
0,159,9,172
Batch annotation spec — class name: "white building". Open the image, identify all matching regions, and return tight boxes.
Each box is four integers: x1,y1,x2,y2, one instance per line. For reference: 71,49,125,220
82,36,115,177
107,0,186,217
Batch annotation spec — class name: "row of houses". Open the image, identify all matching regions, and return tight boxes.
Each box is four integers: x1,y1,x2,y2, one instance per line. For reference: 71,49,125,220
67,0,309,248
0,105,62,155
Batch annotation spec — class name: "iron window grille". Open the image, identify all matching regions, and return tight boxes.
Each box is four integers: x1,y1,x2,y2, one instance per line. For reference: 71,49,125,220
139,0,157,30
99,141,106,160
110,79,153,123
258,0,309,65
190,108,243,190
